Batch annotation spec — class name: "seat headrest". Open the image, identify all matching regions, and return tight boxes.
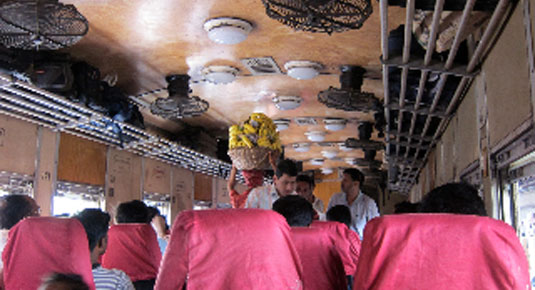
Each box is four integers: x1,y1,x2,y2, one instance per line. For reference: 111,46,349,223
353,214,530,290
156,209,303,290
2,217,95,290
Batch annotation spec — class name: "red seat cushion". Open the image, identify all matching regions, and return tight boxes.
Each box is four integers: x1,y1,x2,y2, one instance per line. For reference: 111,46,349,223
155,209,303,290
311,220,361,276
102,223,161,281
353,214,530,290
291,227,347,290
2,217,95,290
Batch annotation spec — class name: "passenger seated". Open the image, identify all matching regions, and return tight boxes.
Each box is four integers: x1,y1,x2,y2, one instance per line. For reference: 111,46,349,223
155,209,303,290
38,273,90,290
2,217,95,290
327,205,352,228
418,182,487,215
273,195,347,290
353,215,530,289
74,209,134,290
101,200,161,290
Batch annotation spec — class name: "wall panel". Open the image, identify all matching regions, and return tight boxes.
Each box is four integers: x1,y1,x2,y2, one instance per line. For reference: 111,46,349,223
485,4,532,147
34,128,59,216
106,148,142,214
57,133,106,185
215,177,230,205
194,173,213,201
144,158,171,194
171,167,193,222
455,84,478,172
0,115,38,175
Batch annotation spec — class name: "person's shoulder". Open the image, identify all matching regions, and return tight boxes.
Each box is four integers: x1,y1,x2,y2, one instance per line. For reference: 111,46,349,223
93,266,133,286
329,192,344,201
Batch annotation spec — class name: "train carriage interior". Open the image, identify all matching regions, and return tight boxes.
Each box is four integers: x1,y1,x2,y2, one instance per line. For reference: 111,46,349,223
1,0,535,288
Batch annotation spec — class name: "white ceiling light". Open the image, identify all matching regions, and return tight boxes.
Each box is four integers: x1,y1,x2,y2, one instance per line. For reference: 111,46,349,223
321,150,337,159
310,158,324,166
345,157,356,165
272,95,302,110
273,118,291,131
324,118,347,131
284,60,323,80
201,65,239,84
293,143,310,153
339,143,353,151
305,131,326,142
321,168,334,175
204,17,253,45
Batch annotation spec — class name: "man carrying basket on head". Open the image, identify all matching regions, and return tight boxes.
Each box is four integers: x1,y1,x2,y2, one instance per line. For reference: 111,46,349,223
226,113,297,209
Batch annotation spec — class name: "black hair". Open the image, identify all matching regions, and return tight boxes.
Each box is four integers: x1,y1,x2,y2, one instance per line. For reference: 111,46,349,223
0,195,36,229
418,182,487,216
147,206,161,221
327,205,351,228
39,273,89,290
275,159,298,178
394,201,420,214
343,168,365,184
272,195,314,227
296,174,315,189
73,209,110,252
115,200,150,223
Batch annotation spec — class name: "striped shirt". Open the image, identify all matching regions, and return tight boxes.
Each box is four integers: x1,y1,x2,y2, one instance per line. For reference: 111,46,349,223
93,265,135,290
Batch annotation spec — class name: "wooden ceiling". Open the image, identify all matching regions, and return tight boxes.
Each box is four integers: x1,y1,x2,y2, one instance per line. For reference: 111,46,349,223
62,0,406,171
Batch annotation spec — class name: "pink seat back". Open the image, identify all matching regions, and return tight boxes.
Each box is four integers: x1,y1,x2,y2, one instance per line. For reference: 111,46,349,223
102,223,162,281
155,209,303,290
291,227,347,290
353,214,530,290
2,217,95,290
311,221,361,276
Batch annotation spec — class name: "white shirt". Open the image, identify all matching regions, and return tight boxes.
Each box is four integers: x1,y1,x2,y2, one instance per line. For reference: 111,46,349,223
245,184,280,209
93,265,135,290
327,191,379,238
313,198,326,221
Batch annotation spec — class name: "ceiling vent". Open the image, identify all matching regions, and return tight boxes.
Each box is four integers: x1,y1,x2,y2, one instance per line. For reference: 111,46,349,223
241,57,282,75
318,65,380,112
294,117,317,126
150,75,209,119
0,0,88,50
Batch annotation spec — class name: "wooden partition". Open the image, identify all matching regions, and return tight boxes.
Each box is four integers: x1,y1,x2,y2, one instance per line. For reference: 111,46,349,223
215,177,231,206
0,115,38,175
34,128,59,216
171,167,194,222
314,170,341,211
57,133,106,185
143,158,171,194
194,173,213,201
106,148,143,213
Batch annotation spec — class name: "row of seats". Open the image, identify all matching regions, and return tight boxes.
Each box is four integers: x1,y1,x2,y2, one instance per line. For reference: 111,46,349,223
2,208,530,289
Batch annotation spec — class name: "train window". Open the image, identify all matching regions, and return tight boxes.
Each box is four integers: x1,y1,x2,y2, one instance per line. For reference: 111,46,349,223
0,171,34,197
53,181,104,217
143,192,171,225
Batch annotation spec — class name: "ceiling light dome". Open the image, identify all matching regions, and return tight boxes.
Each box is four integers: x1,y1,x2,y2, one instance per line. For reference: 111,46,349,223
310,158,324,166
339,143,353,152
284,61,322,80
272,95,302,110
293,143,310,152
345,157,356,165
324,118,347,131
273,118,291,131
305,131,326,142
321,168,334,175
321,150,337,159
201,65,239,84
204,17,252,45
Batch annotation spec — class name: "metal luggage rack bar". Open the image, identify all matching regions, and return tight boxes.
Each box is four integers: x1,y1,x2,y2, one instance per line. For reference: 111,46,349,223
0,73,247,184
380,0,513,193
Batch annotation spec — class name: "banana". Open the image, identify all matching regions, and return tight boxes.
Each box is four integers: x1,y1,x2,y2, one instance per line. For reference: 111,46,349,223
240,135,254,148
243,123,257,135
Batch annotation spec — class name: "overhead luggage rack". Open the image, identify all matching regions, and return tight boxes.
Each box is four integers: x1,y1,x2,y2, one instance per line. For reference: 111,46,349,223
381,0,513,193
0,73,246,183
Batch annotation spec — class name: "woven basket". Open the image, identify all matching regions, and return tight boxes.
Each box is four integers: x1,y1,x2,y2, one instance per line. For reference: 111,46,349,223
228,147,274,170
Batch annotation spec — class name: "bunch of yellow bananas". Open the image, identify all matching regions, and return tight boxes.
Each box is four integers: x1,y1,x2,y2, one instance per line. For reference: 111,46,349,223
228,113,282,152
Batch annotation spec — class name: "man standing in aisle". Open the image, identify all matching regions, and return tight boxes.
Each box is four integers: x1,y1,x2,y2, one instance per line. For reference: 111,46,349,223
245,158,298,209
327,168,379,238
